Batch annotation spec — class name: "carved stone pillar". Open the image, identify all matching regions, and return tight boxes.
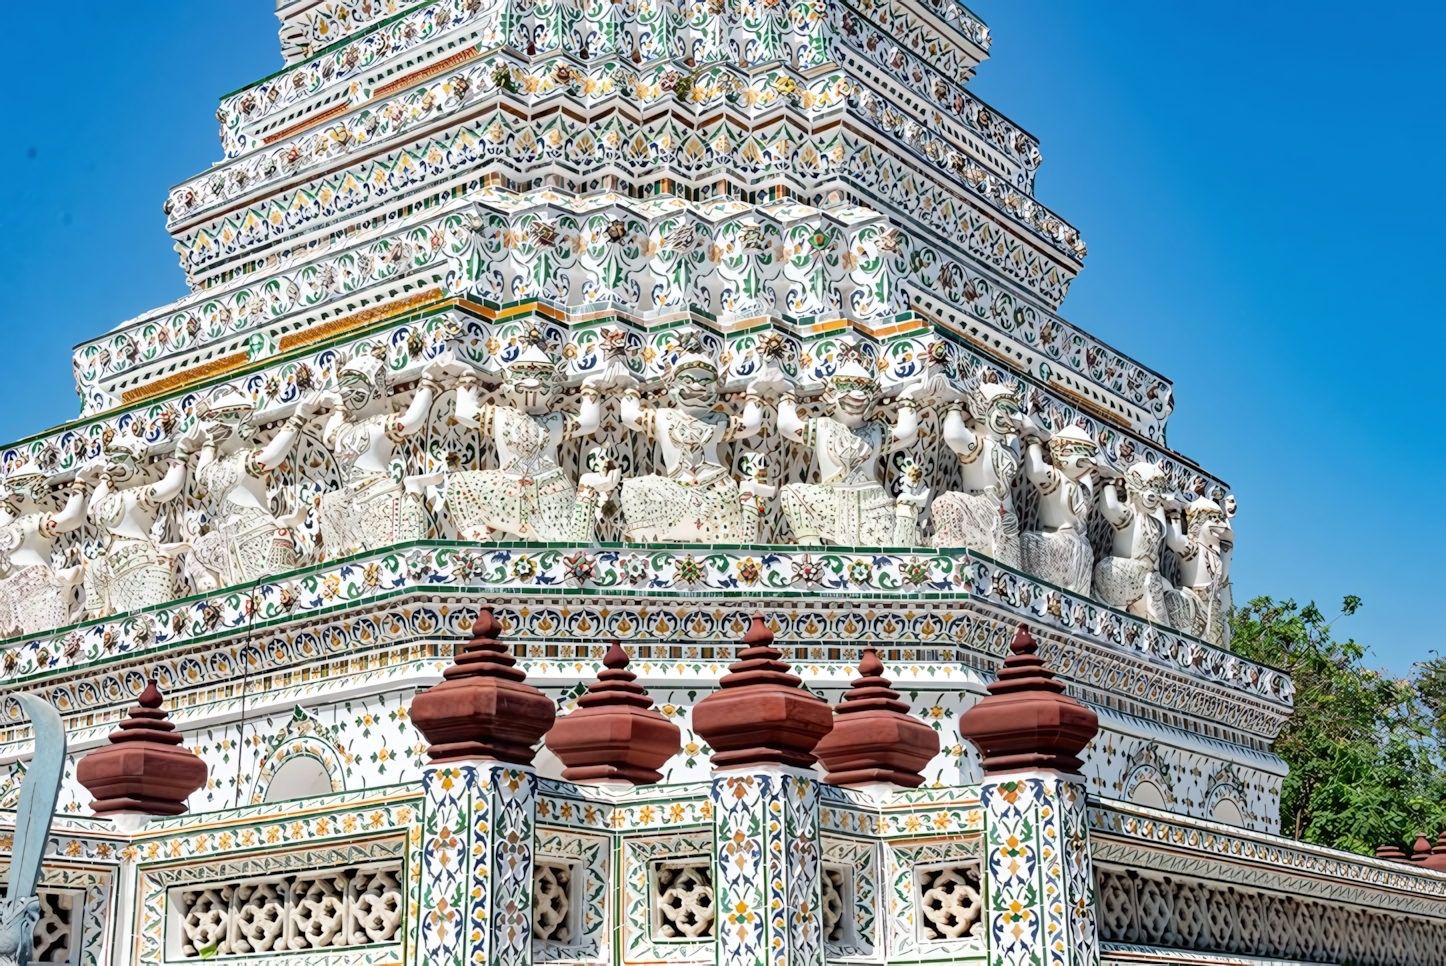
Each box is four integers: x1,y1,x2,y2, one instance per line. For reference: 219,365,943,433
980,773,1097,966
960,624,1101,966
694,614,833,966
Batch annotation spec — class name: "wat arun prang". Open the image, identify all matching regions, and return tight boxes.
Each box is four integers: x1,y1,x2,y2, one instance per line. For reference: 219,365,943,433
0,1,1440,964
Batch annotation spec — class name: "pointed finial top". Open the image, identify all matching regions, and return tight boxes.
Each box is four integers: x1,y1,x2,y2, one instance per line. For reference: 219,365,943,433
603,641,630,670
138,680,163,710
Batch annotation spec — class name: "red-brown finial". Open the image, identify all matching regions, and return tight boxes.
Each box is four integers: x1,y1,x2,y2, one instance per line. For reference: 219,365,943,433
691,613,833,770
813,647,940,787
1423,831,1446,872
76,680,208,817
544,642,681,784
410,605,557,764
1375,844,1409,863
957,624,1099,776
138,680,163,709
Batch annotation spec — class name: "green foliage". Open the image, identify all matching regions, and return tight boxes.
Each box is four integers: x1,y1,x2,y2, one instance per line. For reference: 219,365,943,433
1230,596,1446,854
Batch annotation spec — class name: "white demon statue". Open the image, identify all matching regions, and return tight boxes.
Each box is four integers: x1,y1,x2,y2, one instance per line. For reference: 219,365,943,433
85,425,204,617
1019,419,1099,595
1165,496,1233,646
1092,460,1172,623
446,328,619,542
614,327,775,543
304,346,454,558
1211,485,1237,617
778,339,928,546
188,387,316,589
0,464,88,636
930,370,1023,567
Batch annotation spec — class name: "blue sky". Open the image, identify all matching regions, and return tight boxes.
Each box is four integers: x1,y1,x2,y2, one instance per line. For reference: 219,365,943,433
1,2,1441,672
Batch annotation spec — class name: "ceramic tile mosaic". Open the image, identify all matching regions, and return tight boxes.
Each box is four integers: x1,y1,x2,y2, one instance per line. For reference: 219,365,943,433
981,775,1097,966
711,770,823,966
419,762,538,966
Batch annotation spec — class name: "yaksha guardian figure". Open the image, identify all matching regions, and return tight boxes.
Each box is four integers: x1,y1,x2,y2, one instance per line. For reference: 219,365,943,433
1093,461,1171,623
189,388,314,588
1212,485,1237,617
615,327,773,543
1019,420,1098,595
1165,497,1232,646
930,371,1023,567
0,465,88,636
85,426,204,617
446,329,618,542
307,348,453,558
778,342,927,547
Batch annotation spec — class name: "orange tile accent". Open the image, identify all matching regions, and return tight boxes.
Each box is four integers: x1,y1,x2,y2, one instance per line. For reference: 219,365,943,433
277,288,446,352
373,47,481,100
121,352,250,406
263,102,352,146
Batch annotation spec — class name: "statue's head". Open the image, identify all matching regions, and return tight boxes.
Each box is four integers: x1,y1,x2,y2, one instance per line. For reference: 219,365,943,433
1186,497,1228,546
969,370,1020,437
201,387,257,445
100,435,148,484
823,343,879,427
1047,423,1098,481
1123,461,1168,512
1208,484,1237,521
0,463,47,513
666,328,720,416
502,329,562,414
336,347,389,413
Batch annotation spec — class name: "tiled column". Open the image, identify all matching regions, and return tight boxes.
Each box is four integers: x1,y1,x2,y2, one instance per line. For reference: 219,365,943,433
960,624,1102,966
710,766,825,966
408,606,555,966
691,614,834,966
981,772,1097,966
418,761,538,966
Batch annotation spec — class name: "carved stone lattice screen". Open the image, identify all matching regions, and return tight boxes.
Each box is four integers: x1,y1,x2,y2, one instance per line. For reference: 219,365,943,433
1097,867,1446,965
916,861,984,941
172,864,402,958
822,865,849,945
651,858,715,940
533,861,574,943
32,891,78,965
0,887,79,966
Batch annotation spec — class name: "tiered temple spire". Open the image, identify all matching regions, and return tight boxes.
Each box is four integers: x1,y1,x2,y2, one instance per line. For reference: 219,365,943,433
814,647,939,787
691,613,833,770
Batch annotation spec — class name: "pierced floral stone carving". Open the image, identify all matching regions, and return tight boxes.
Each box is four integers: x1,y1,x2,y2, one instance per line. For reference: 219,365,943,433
821,866,849,944
532,862,574,943
652,859,715,940
1096,867,1446,963
175,865,401,958
916,862,983,941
